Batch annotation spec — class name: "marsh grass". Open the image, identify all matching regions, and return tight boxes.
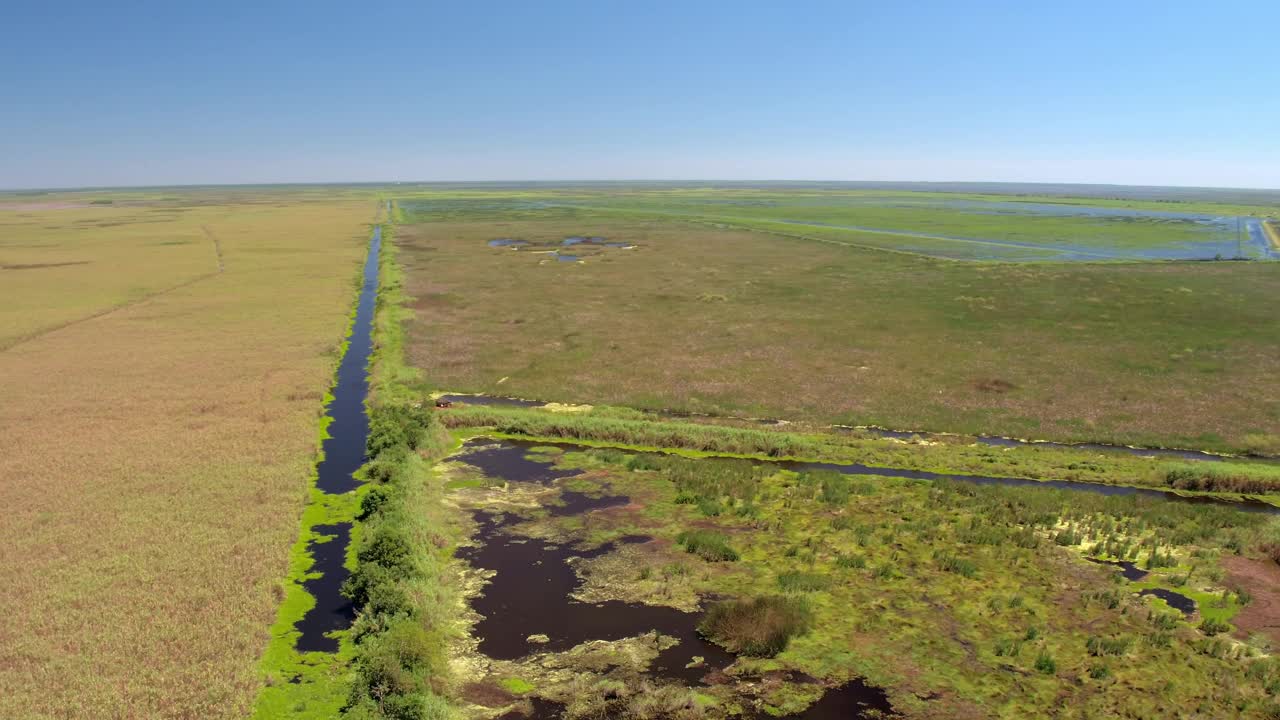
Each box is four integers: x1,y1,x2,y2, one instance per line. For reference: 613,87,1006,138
398,209,1280,453
1164,462,1280,494
0,189,377,719
697,596,813,657
676,530,739,562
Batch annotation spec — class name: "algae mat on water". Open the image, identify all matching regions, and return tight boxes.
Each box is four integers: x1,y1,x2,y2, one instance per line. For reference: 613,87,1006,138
0,189,379,719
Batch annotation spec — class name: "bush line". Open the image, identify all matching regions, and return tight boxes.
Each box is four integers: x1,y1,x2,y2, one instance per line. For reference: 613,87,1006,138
341,404,455,719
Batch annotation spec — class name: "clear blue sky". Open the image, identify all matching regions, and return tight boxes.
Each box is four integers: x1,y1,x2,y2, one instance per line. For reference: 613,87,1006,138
3,1,1278,189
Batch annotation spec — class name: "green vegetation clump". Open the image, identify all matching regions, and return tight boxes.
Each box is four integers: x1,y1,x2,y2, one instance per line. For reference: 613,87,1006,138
342,404,454,718
1086,635,1132,657
934,552,978,578
1034,651,1057,675
697,596,813,657
1199,618,1232,636
1164,462,1280,494
676,530,739,562
776,571,831,592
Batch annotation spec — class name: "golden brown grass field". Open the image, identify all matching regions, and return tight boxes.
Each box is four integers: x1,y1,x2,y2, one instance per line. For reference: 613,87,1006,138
0,190,376,718
398,217,1280,453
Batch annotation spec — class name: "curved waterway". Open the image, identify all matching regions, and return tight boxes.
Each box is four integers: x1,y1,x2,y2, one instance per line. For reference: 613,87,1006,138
294,226,381,652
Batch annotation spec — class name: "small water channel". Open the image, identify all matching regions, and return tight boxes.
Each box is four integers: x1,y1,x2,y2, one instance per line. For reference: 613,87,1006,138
293,226,381,652
434,392,1251,464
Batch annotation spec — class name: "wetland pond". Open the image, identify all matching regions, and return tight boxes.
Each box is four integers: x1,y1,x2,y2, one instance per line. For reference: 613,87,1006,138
451,438,894,719
448,436,1263,718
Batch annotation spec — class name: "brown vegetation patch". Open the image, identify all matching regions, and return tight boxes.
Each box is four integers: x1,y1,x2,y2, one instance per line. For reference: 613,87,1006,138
1223,555,1280,646
972,378,1017,394
459,680,516,707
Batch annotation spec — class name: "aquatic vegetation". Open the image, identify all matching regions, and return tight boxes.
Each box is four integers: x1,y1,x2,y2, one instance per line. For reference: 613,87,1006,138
696,596,813,657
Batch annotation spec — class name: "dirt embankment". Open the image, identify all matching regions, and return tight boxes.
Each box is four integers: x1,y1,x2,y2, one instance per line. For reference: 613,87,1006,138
1263,220,1280,251
1223,555,1280,645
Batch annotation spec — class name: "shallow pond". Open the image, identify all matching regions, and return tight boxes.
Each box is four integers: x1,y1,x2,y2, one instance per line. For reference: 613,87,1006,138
1139,588,1197,616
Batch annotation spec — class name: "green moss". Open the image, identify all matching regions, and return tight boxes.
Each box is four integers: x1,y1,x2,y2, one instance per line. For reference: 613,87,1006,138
500,677,535,694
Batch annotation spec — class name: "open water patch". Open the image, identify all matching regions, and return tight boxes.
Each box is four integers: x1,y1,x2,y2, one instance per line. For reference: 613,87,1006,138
1087,558,1149,581
1138,588,1197,616
294,523,356,652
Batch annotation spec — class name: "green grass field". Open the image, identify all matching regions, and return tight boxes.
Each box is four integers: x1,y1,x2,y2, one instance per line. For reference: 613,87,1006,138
393,192,1280,454
395,186,1280,261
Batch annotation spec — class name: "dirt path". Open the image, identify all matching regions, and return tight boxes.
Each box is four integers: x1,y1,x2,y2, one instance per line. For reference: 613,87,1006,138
1223,555,1280,645
202,224,225,272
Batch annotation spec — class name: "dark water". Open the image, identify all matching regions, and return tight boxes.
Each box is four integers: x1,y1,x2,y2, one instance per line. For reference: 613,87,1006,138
292,226,380,651
294,524,356,652
454,439,893,718
437,393,546,409
1087,558,1149,581
784,458,1278,514
1139,588,1197,616
455,439,579,484
489,238,529,247
555,253,580,262
314,227,380,493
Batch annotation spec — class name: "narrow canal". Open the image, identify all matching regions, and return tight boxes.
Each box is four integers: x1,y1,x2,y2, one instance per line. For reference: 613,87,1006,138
294,225,381,652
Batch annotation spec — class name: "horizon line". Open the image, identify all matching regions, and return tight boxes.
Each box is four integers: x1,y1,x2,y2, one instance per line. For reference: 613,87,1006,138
4,178,1280,194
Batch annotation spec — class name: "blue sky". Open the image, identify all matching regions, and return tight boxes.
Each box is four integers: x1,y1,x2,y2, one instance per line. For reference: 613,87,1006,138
3,1,1278,189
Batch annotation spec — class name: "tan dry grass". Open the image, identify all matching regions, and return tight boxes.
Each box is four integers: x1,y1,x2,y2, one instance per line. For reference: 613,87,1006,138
0,193,375,719
398,218,1280,451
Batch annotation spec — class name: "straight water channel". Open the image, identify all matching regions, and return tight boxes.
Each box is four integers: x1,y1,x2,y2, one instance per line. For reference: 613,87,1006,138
293,225,381,652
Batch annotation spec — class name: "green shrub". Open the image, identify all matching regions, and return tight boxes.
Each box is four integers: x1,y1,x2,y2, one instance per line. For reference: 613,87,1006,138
357,526,415,575
697,596,813,657
1200,618,1232,636
1086,635,1131,657
934,552,978,578
676,530,739,562
1034,651,1057,675
835,553,866,569
359,486,391,519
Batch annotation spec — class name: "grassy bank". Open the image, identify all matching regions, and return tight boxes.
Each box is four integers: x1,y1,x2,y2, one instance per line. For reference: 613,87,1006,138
342,406,455,719
437,404,1280,505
